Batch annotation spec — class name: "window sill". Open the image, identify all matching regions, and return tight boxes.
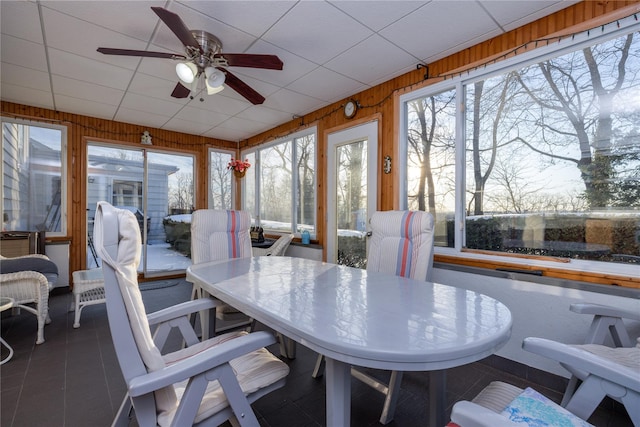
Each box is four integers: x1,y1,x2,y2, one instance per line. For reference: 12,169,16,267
434,249,640,289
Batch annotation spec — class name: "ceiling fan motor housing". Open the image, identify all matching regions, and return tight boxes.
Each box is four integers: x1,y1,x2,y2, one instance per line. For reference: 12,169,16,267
189,30,227,69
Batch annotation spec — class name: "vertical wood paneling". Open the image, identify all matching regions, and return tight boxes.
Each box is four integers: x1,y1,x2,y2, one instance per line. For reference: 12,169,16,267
2,1,634,276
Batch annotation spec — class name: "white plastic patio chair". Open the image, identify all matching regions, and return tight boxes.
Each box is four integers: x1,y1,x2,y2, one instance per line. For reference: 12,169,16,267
448,380,594,427
522,336,639,425
189,209,253,335
94,202,289,427
521,302,640,425
252,234,293,257
312,210,435,424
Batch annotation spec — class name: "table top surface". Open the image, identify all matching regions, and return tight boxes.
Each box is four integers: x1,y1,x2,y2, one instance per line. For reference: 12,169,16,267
187,257,512,371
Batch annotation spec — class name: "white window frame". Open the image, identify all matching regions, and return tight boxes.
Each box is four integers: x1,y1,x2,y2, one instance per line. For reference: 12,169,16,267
398,15,640,279
1,117,68,237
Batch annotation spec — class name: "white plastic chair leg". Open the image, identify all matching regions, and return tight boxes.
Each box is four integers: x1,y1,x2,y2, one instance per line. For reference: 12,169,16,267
564,376,609,421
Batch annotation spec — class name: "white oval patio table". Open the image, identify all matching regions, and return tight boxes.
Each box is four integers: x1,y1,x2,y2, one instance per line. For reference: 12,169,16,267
187,256,512,426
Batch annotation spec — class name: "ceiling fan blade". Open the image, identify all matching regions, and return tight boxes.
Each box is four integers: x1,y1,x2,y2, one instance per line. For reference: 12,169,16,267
97,47,185,60
215,53,283,70
151,7,202,53
218,68,265,105
171,82,191,99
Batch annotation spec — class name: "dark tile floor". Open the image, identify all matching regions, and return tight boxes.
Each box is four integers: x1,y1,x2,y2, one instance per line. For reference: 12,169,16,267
1,279,633,427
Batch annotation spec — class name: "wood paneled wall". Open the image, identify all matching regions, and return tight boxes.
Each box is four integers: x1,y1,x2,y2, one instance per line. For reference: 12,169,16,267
2,1,637,285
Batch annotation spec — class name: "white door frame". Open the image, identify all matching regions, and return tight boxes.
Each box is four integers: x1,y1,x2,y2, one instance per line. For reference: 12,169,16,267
326,120,378,263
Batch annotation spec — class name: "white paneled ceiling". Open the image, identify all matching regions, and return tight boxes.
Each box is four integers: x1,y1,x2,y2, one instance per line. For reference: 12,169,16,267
1,0,578,142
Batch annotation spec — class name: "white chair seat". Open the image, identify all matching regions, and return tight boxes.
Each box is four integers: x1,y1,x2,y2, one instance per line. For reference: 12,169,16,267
165,330,290,425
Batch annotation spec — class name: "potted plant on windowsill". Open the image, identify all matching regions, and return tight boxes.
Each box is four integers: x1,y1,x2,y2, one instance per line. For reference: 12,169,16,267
228,158,251,178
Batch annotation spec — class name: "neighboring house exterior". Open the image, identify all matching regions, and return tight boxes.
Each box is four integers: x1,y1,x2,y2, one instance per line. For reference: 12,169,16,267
86,153,178,243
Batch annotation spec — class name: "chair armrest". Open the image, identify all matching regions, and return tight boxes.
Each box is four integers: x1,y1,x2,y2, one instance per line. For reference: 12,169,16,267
523,337,640,392
128,330,277,397
450,401,519,427
570,303,640,322
147,298,219,326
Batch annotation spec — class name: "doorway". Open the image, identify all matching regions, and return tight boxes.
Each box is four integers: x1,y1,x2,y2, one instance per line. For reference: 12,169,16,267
86,144,194,276
326,121,378,265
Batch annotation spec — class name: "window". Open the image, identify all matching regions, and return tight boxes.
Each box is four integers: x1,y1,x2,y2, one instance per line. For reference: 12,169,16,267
400,18,640,276
208,148,234,209
242,128,316,236
1,118,67,236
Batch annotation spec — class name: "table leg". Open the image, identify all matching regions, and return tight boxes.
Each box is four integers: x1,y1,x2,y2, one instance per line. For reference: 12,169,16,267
325,357,351,426
429,370,446,427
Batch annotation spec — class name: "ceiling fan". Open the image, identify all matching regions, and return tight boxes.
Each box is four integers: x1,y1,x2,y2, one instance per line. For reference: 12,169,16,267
97,7,283,104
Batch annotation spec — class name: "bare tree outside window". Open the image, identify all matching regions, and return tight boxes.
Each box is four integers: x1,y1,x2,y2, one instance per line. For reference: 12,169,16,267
209,151,232,209
405,30,640,263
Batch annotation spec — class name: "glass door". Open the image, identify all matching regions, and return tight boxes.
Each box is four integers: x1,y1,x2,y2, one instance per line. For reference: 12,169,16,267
87,144,194,276
326,121,378,265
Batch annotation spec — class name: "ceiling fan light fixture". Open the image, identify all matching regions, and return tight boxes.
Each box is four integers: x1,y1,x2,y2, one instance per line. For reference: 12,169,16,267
176,62,198,84
205,66,226,90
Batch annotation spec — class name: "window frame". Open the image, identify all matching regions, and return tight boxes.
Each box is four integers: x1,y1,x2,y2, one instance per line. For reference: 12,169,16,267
398,15,640,281
241,126,317,237
1,116,68,237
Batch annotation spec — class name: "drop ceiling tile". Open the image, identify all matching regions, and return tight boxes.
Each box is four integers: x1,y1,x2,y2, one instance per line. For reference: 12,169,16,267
201,126,245,142
214,116,271,135
263,1,373,64
0,83,54,110
128,72,182,99
113,106,172,129
173,104,231,125
42,7,149,67
330,1,427,32
287,67,365,103
0,35,48,71
54,94,120,121
48,49,135,90
483,1,579,31
41,1,162,41
120,92,185,117
183,1,295,38
236,105,293,125
380,1,498,61
325,34,418,85
162,115,224,135
0,63,50,92
0,1,43,44
262,88,325,116
52,75,125,107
